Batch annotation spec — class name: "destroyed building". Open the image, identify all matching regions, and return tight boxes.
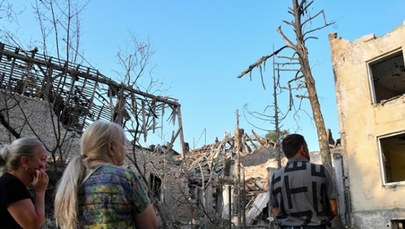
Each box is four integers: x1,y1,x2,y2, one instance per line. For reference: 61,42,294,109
182,130,281,228
0,42,192,228
330,22,405,228
0,40,348,228
182,128,346,228
0,41,302,228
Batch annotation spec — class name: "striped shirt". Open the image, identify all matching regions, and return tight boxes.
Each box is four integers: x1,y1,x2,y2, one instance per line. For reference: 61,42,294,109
270,157,338,226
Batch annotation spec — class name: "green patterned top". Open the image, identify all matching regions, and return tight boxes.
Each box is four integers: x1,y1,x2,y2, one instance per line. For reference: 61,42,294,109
78,164,151,229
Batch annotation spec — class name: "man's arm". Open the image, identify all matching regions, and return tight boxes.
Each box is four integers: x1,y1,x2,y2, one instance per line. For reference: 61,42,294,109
323,165,339,219
328,198,338,218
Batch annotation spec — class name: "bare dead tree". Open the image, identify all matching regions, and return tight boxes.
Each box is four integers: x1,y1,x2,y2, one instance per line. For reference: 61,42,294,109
272,55,284,169
1,2,187,229
114,36,160,163
115,34,154,89
0,1,26,46
241,46,293,171
27,0,89,168
113,32,177,150
238,0,335,174
112,30,187,229
0,2,89,226
0,0,90,169
33,0,89,63
0,0,15,21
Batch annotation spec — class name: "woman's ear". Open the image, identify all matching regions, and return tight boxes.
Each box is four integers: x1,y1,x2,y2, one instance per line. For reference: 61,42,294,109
108,141,117,158
105,141,113,157
20,156,30,170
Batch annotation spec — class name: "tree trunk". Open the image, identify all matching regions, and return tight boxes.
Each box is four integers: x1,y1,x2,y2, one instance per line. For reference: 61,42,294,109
300,58,333,174
292,0,333,174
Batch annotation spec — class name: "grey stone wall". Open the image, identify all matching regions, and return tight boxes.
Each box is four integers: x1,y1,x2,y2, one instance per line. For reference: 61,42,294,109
0,90,80,155
352,209,405,229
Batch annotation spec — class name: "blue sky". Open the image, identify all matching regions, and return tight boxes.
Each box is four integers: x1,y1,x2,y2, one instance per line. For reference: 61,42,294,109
3,1,405,152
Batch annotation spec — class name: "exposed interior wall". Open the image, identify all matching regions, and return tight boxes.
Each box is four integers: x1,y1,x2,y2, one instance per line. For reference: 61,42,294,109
329,21,405,228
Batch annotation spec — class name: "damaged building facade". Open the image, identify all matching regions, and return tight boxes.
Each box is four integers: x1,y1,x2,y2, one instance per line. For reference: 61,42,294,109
6,22,405,229
0,40,299,228
0,40,348,228
0,42,193,228
183,132,280,228
329,22,405,228
183,128,346,228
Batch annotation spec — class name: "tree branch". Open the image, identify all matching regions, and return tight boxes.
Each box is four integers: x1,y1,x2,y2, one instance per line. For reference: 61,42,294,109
237,45,288,78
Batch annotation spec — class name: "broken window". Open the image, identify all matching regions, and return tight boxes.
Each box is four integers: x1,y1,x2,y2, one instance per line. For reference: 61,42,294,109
369,50,405,103
391,219,405,229
379,133,405,184
213,187,222,212
149,174,162,201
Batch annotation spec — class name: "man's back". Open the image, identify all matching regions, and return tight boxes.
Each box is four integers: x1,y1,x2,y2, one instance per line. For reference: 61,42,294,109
270,157,338,226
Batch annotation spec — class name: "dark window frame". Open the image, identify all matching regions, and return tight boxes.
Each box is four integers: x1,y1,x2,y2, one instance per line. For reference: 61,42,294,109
367,49,405,104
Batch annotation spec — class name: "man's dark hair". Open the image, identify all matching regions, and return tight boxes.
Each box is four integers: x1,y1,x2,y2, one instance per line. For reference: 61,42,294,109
281,134,306,158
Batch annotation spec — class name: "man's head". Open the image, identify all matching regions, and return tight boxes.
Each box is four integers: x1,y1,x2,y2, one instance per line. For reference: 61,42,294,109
281,134,310,160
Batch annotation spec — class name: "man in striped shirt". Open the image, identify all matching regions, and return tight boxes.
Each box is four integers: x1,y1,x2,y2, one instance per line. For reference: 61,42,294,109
270,134,338,229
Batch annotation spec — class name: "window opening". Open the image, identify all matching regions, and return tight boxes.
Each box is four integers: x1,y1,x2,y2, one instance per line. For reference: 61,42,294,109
379,133,405,184
149,174,162,201
391,219,405,229
369,50,405,103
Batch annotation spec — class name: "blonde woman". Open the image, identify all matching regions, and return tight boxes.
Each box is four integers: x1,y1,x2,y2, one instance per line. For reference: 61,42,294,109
0,137,49,229
54,120,158,229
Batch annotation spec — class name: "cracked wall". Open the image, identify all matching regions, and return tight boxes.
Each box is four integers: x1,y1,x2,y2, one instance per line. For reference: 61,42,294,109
329,21,405,228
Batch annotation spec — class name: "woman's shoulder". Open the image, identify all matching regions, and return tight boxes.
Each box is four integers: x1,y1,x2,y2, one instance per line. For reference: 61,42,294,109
98,164,138,179
0,173,21,187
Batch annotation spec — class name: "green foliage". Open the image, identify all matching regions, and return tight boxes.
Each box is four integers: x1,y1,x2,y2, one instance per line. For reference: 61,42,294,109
265,130,289,143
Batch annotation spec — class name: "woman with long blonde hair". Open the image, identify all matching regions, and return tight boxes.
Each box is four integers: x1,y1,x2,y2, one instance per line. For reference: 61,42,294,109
54,120,158,229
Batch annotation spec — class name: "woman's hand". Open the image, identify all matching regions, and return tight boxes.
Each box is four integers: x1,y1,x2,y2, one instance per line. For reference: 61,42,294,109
32,168,49,193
